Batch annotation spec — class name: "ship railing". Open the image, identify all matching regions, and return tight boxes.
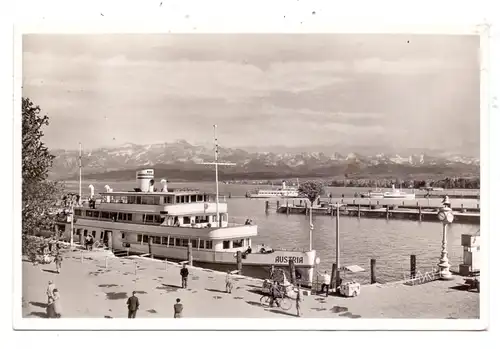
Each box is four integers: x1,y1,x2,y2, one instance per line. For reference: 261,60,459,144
266,247,312,253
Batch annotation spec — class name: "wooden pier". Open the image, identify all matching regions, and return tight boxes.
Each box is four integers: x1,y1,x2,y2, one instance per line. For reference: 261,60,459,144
272,200,480,224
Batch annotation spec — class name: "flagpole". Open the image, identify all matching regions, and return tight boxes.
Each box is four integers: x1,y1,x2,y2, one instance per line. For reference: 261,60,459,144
213,125,220,227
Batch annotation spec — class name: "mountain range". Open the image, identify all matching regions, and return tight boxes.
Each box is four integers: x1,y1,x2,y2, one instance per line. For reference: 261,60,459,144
49,141,480,182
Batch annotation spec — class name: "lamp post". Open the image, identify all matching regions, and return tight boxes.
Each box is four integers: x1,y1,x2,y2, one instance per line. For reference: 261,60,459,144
308,198,314,252
333,203,345,289
437,196,454,280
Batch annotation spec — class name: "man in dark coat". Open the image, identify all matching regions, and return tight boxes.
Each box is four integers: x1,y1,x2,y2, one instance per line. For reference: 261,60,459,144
174,298,183,318
126,291,139,318
180,265,189,288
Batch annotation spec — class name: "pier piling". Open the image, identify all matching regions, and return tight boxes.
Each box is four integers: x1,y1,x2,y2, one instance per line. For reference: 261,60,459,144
370,259,377,284
265,201,269,213
187,242,193,266
289,259,296,285
410,255,417,279
236,251,243,273
330,263,337,290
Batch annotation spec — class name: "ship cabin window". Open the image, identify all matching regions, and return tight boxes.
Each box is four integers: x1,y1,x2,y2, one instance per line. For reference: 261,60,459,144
199,240,205,249
84,229,88,236
142,196,153,205
101,212,110,219
183,217,191,225
205,240,213,249
175,238,181,246
136,196,142,204
164,196,173,204
142,235,149,243
127,196,135,204
92,231,96,238
197,195,203,201
168,237,175,246
74,209,82,216
153,236,161,245
191,239,198,248
86,211,93,217
137,234,142,243
154,215,162,224
190,195,196,202
223,240,231,249
176,196,180,204
122,233,125,239
93,211,100,218
179,239,187,247
161,237,169,245
195,216,209,223
233,239,244,248
145,214,154,223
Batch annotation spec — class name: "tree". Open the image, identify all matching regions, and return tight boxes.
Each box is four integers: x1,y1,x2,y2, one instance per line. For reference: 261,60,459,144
298,180,325,204
22,97,62,238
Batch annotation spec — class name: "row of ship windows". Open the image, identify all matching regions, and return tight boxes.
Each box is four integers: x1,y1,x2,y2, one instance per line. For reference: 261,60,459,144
136,234,213,249
74,210,217,225
104,194,213,205
136,234,247,250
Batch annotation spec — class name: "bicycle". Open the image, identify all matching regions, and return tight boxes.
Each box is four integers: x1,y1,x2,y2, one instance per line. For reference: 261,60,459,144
260,294,292,311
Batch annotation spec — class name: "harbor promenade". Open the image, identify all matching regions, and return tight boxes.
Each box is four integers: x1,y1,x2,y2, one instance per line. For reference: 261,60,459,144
22,248,479,319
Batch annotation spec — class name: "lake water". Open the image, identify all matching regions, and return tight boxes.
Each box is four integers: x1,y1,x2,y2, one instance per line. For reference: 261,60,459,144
63,180,480,284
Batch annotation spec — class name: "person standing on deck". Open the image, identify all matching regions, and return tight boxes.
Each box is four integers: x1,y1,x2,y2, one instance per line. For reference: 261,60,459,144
174,298,183,318
54,253,63,274
180,264,189,288
320,271,331,297
126,291,139,318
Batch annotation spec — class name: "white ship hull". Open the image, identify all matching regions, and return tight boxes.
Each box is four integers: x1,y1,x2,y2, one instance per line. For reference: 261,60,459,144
55,218,317,286
249,192,300,199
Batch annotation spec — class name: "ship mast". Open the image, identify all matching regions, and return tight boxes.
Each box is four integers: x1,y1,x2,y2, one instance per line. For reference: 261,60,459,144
202,125,236,227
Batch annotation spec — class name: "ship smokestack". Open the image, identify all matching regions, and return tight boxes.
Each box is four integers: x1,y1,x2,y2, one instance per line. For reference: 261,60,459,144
88,184,94,199
136,169,155,192
161,179,168,192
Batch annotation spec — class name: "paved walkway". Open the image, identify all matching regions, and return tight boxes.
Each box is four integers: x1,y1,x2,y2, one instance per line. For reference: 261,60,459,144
21,248,479,319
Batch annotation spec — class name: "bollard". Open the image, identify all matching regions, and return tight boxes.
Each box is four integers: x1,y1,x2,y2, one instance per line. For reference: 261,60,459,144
410,255,417,279
148,237,153,258
80,250,83,263
289,259,296,285
330,263,337,290
187,242,193,266
236,251,243,273
370,258,377,284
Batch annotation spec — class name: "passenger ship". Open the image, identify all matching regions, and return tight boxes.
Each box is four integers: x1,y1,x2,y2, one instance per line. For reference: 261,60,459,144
58,127,317,286
247,180,301,198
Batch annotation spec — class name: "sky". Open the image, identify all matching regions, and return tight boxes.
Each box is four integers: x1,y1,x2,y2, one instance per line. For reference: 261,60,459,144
22,34,480,156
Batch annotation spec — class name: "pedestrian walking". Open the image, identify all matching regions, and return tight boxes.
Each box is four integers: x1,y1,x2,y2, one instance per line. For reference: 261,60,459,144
48,289,62,318
269,281,281,308
180,264,189,288
126,291,140,318
320,271,331,297
295,285,302,317
46,280,56,304
54,253,63,274
225,271,233,293
174,298,183,318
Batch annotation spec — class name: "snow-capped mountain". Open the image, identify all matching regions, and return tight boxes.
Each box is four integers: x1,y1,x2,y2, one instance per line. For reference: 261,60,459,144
49,141,480,180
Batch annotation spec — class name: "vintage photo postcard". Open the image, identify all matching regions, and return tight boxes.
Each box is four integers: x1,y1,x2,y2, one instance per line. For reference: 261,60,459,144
12,18,490,331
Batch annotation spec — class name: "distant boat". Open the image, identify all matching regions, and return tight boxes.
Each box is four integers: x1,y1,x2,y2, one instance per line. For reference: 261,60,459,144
364,185,416,200
247,180,301,198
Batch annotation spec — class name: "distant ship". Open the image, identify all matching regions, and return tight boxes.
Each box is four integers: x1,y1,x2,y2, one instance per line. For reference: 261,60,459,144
365,185,416,200
247,180,301,198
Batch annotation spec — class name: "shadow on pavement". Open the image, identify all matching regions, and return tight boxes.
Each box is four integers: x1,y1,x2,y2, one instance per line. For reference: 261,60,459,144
265,308,296,317
29,301,47,309
42,269,58,274
246,300,265,308
205,288,227,294
29,311,48,318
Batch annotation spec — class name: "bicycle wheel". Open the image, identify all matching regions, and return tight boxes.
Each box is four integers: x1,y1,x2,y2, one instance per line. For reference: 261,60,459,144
260,295,270,307
280,297,292,311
